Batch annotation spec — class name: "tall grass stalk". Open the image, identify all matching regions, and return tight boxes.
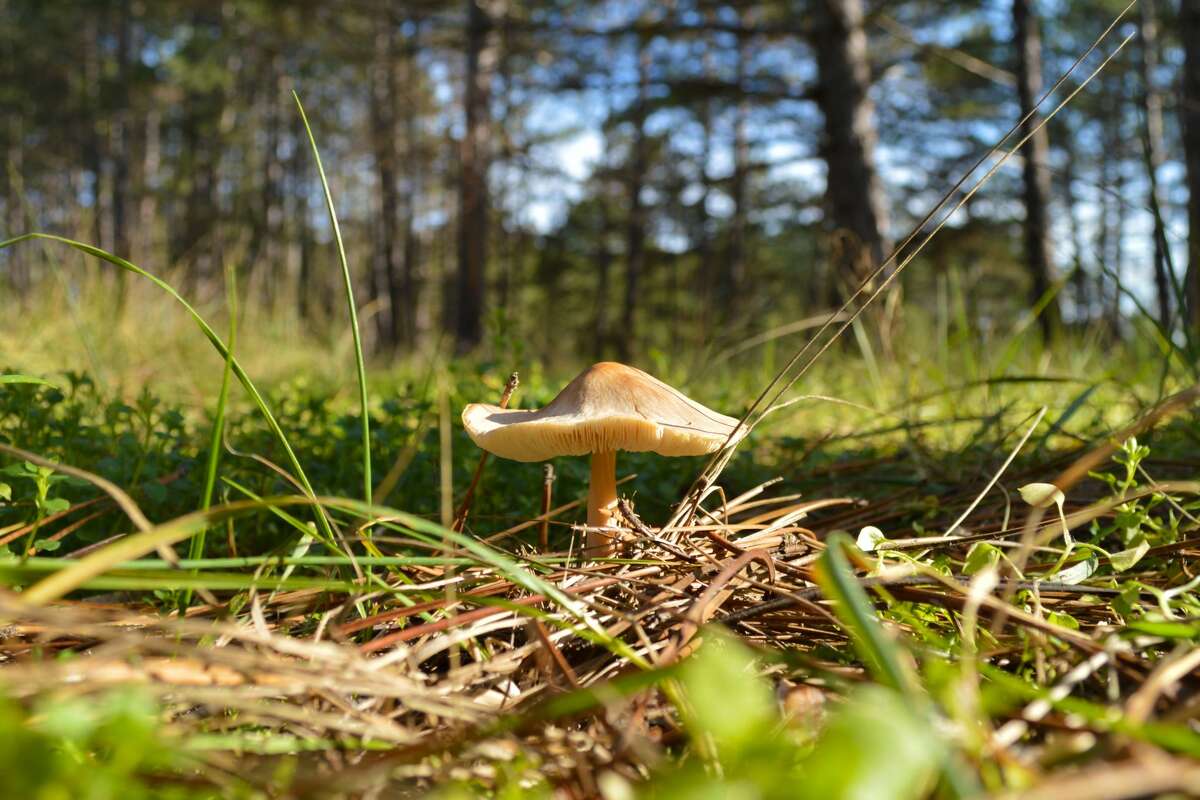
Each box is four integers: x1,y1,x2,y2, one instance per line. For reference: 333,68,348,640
181,264,238,608
294,91,373,506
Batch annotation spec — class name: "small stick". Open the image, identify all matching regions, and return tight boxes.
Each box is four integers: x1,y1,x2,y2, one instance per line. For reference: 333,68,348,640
481,475,636,545
530,617,579,689
452,372,519,532
618,498,698,563
539,464,555,551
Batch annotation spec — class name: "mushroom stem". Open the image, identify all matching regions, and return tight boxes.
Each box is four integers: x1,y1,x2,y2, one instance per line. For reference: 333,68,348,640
587,450,618,556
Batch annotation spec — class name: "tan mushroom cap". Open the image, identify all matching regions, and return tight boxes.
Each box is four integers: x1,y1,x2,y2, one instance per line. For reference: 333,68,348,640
462,362,743,462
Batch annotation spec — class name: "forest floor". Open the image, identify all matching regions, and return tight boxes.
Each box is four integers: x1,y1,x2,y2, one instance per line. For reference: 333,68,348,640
3,270,1200,798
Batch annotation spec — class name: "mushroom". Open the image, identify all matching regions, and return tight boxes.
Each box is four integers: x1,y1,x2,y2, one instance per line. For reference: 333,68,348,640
462,362,743,556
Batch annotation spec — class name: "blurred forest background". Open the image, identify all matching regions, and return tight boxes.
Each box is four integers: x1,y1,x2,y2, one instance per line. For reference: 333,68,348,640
2,0,1199,362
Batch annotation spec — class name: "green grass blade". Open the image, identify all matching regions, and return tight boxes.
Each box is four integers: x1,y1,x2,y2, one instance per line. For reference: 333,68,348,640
221,475,321,586
9,555,477,571
0,565,367,593
200,265,238,521
815,535,983,796
222,476,316,539
18,497,375,604
181,264,239,608
19,499,271,604
813,532,918,696
0,374,56,387
294,91,372,506
1034,383,1098,452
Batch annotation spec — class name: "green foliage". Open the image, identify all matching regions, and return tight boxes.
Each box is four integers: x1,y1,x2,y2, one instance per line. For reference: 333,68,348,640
800,686,942,800
675,628,779,762
0,688,232,799
962,542,1002,575
0,375,194,555
642,628,944,800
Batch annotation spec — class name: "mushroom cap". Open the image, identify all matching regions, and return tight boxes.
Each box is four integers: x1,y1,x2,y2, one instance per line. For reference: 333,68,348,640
462,362,744,462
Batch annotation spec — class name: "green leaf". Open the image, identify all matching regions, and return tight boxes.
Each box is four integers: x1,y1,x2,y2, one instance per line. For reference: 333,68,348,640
41,497,70,515
1054,554,1098,584
31,695,100,741
142,482,168,505
0,483,10,501
1046,611,1079,630
676,626,777,760
1110,540,1150,572
1125,619,1200,639
0,374,55,388
801,685,942,800
963,542,1002,575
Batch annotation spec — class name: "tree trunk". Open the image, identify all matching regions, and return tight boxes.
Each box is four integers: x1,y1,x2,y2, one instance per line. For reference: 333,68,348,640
809,0,890,303
110,0,132,268
139,107,160,261
495,18,515,323
1182,0,1200,331
617,41,650,362
2,129,28,294
1096,84,1119,334
593,226,613,359
0,0,27,294
260,54,285,310
1104,92,1129,334
82,8,108,254
1012,0,1061,339
454,0,498,353
174,6,228,299
237,53,274,308
293,108,314,320
370,14,401,351
719,23,750,325
695,95,715,335
722,36,749,324
1059,125,1088,317
400,21,423,347
1138,0,1172,330
592,129,614,360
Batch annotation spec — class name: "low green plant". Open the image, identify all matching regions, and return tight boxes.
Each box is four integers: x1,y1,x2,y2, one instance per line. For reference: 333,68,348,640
0,687,241,799
634,626,945,800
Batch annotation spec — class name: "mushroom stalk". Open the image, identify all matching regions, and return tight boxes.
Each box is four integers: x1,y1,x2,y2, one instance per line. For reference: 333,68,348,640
587,450,618,556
